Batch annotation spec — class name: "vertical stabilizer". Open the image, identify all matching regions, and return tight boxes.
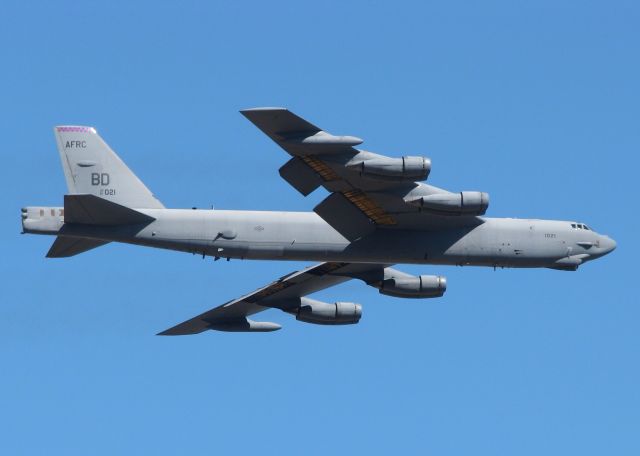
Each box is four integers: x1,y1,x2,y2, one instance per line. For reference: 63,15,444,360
54,126,164,209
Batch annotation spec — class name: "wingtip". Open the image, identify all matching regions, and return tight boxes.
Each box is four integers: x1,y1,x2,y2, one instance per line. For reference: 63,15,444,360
157,319,282,335
156,326,197,336
240,107,288,114
156,326,201,336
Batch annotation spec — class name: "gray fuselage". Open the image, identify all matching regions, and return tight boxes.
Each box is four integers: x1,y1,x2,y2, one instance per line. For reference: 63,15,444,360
23,207,617,270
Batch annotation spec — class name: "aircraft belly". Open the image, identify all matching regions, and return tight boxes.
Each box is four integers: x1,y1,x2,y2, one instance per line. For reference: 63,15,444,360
246,243,284,259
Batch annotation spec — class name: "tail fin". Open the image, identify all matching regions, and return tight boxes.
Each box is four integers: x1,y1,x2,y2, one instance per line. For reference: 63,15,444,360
54,126,164,209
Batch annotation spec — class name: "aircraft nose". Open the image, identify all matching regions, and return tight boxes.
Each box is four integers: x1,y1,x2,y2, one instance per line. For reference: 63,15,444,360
601,236,617,254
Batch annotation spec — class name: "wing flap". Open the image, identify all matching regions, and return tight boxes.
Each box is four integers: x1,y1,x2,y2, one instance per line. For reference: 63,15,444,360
279,157,323,196
314,193,375,241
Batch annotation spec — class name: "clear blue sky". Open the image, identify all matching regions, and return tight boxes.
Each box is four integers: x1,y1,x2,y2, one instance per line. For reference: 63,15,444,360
1,1,638,454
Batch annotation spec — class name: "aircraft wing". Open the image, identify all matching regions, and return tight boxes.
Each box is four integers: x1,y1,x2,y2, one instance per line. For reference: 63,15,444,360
241,108,485,240
158,262,389,335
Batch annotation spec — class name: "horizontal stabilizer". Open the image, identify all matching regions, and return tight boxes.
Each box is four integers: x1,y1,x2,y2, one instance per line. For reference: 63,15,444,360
64,194,155,225
46,236,110,258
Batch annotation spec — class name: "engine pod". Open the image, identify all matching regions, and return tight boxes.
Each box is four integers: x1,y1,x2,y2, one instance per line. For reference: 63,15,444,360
408,191,489,215
379,275,447,298
294,298,362,325
347,156,431,182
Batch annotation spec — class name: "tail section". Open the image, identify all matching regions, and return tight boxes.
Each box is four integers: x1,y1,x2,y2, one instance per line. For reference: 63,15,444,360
63,194,155,225
22,195,155,258
54,126,164,209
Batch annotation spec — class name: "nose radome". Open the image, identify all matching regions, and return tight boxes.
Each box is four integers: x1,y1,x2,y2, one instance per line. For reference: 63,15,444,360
602,236,617,253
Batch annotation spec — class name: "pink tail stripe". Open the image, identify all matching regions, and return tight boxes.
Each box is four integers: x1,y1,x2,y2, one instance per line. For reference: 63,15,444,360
56,126,96,133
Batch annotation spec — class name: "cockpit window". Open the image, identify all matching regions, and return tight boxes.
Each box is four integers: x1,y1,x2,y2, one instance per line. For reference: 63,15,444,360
571,223,591,230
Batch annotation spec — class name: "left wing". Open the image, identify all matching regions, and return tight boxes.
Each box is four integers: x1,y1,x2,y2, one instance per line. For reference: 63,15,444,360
158,262,389,335
241,108,487,241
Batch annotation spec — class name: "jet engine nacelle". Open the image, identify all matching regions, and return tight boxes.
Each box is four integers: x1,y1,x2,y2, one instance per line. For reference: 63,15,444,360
408,191,489,215
294,298,362,325
348,156,431,182
379,275,447,298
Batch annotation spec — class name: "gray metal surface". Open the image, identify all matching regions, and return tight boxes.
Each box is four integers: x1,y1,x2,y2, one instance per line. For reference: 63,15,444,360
21,110,617,334
54,126,164,209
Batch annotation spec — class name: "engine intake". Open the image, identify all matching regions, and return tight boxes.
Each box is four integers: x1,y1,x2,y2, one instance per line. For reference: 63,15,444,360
294,298,362,325
408,191,489,215
379,275,447,298
348,156,431,182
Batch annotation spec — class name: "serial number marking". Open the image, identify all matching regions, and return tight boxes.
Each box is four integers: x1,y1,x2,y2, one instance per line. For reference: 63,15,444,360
545,233,556,238
100,188,116,196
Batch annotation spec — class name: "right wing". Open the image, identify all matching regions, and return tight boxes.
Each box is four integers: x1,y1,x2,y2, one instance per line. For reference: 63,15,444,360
158,262,390,335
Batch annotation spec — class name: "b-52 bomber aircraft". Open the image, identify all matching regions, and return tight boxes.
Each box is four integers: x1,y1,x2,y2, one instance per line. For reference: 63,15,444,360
22,108,616,334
